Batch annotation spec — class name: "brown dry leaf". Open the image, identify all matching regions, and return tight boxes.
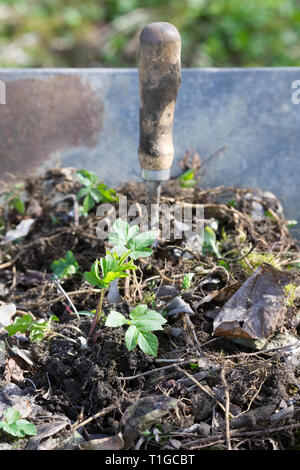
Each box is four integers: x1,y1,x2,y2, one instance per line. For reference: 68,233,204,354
25,419,70,450
80,433,124,451
195,281,242,308
4,357,24,384
121,395,177,449
213,263,293,339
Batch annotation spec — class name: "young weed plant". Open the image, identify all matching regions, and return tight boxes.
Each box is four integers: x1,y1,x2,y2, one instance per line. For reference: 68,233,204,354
108,218,158,297
105,304,167,357
2,182,26,216
50,250,79,279
6,314,59,342
76,169,118,216
108,218,158,260
0,408,36,438
84,250,136,337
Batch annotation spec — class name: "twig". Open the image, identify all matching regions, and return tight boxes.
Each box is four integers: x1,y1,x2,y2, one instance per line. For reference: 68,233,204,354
72,404,120,431
116,357,199,381
175,365,234,418
13,287,102,308
53,277,79,318
182,422,300,449
220,364,232,450
217,240,257,263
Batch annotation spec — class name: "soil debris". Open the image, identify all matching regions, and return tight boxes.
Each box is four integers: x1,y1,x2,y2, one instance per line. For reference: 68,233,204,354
0,164,299,450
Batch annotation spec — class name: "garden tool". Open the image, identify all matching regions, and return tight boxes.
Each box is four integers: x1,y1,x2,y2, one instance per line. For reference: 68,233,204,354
138,22,181,206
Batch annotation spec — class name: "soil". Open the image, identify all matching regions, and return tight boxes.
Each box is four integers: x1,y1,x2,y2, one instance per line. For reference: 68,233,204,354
0,162,300,451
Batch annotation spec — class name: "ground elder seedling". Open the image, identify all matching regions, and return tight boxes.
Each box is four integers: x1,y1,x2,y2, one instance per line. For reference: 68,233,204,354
2,182,26,215
105,304,167,356
84,250,136,337
76,169,118,215
6,313,58,342
108,218,158,260
0,408,36,438
50,250,79,279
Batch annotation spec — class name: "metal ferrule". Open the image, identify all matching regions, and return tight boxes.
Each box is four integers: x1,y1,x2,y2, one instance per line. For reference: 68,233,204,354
141,168,170,181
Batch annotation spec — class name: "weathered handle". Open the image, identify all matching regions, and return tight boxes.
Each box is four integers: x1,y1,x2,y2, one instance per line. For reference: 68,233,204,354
138,22,181,179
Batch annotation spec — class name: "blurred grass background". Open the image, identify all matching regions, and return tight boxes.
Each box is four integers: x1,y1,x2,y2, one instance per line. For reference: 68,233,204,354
1,0,300,68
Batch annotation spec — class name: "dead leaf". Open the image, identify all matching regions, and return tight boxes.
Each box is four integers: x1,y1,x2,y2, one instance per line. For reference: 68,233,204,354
18,270,52,286
120,395,177,449
213,263,293,339
195,281,242,308
0,383,39,419
164,297,193,317
4,357,24,384
2,218,35,244
0,303,16,327
80,433,124,451
25,419,70,450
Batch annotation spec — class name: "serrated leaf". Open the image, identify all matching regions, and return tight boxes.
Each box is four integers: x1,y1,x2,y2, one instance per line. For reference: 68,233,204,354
76,187,89,201
182,273,194,289
4,408,20,425
51,250,78,279
84,270,101,287
15,419,36,436
137,331,158,356
129,248,153,260
128,230,158,251
130,310,167,331
96,184,119,203
108,219,130,244
76,169,98,186
12,197,25,215
125,325,139,351
105,311,128,327
83,193,95,213
203,226,221,258
6,314,33,336
129,304,148,317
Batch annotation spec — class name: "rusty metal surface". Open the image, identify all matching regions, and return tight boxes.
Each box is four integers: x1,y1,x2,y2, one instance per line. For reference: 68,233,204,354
0,68,299,238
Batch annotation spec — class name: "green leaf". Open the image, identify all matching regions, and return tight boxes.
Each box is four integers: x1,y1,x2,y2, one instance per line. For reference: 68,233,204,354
84,270,101,287
12,197,25,215
29,322,48,342
137,331,158,356
96,184,118,203
129,305,167,331
83,193,95,213
129,304,148,316
77,310,95,316
76,169,98,186
76,187,89,201
4,408,20,425
182,273,194,289
127,230,158,259
0,408,36,437
203,226,221,258
105,311,128,327
6,314,33,336
125,325,139,351
179,169,197,188
50,250,79,279
15,419,36,437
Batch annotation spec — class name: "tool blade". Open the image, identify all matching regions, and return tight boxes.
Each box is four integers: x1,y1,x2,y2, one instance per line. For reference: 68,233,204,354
146,180,161,207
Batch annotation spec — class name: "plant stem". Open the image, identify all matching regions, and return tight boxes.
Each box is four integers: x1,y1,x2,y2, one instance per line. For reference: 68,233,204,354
133,269,143,302
88,288,105,339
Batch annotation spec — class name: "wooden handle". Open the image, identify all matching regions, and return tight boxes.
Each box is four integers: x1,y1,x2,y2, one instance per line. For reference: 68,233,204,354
138,22,181,175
